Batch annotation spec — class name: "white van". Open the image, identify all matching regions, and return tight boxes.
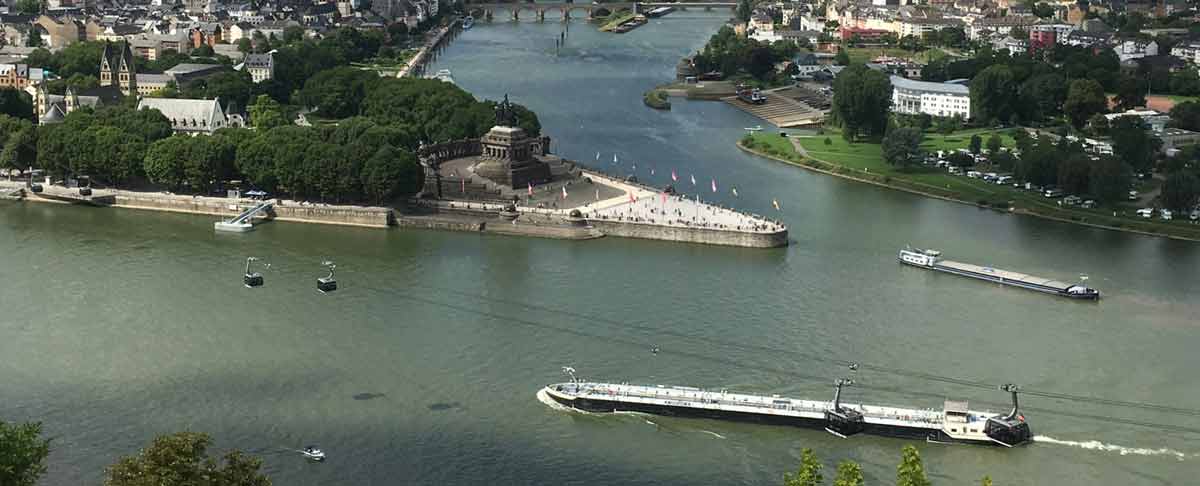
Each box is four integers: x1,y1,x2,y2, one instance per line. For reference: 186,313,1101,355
1161,209,1173,220
1136,208,1154,218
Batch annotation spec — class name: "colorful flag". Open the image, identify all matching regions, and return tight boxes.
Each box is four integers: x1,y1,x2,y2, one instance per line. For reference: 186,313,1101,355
461,178,465,194
772,199,781,211
561,186,568,199
671,170,678,182
711,178,717,193
628,192,636,204
528,182,534,196
661,192,667,204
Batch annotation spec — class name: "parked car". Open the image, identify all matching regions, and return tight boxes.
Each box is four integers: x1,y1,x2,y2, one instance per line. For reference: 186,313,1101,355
1161,209,1173,220
996,175,1013,185
1081,200,1096,209
967,171,981,178
1128,190,1138,201
1044,188,1064,198
1137,208,1154,218
1062,195,1082,206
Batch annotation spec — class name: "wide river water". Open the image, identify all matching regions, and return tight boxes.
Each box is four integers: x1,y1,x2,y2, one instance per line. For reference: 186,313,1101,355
4,13,1200,485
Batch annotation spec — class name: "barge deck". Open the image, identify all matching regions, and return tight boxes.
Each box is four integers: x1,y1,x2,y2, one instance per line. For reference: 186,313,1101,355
899,248,1099,299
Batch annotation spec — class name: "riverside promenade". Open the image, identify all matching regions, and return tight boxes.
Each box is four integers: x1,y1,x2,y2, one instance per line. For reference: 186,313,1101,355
413,168,788,247
398,19,461,78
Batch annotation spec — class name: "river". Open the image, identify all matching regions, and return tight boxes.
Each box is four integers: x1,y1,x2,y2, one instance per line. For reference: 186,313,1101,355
3,13,1199,485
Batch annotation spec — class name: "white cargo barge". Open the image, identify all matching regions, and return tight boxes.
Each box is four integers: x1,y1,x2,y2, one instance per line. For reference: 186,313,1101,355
541,369,1032,447
898,248,1100,300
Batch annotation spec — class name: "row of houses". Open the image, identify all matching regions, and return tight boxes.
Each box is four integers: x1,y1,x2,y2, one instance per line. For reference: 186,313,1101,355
0,0,440,52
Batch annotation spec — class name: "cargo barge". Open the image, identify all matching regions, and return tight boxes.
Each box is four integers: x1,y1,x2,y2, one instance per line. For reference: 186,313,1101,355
898,248,1100,300
540,368,1032,447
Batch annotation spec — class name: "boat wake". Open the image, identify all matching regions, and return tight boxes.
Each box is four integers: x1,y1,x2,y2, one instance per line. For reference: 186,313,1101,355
700,430,726,439
1034,435,1193,460
536,389,596,416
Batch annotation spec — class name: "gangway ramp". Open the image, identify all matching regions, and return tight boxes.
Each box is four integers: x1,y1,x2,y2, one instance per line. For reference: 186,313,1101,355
215,200,273,232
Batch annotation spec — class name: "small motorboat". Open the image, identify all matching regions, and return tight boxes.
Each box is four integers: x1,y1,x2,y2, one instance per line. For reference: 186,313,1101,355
744,126,763,132
301,446,326,462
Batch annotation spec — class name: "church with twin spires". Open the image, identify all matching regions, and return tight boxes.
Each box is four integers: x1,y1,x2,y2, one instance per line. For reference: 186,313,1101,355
36,41,139,124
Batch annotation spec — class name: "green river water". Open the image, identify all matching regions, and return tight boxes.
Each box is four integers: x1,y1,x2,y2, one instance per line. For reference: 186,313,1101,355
2,12,1199,485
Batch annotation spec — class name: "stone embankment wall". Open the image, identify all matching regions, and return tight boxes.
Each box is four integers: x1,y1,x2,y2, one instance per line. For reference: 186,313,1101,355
113,194,393,228
588,219,788,248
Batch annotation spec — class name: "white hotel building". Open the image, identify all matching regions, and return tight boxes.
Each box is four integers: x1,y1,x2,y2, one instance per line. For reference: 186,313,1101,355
890,75,971,119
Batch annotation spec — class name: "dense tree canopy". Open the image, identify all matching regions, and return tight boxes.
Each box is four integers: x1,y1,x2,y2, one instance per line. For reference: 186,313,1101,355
0,420,51,486
104,432,270,486
0,88,34,121
1109,116,1161,173
691,26,798,84
297,67,382,118
1063,79,1108,128
1169,102,1200,132
882,127,925,169
831,65,892,141
970,65,1017,124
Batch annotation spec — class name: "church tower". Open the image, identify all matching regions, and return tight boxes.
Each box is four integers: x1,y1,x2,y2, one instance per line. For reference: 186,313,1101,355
117,41,136,97
99,42,114,87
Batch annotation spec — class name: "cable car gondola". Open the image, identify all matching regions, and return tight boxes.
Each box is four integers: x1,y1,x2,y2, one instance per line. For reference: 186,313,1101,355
244,257,265,288
317,261,337,293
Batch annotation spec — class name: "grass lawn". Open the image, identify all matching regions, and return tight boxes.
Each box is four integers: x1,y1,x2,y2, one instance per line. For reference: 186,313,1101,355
742,131,1200,240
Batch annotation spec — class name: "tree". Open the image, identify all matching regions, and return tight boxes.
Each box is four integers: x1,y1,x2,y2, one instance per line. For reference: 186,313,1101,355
248,95,288,130
297,67,381,118
104,431,270,486
1019,73,1066,122
1169,69,1200,96
1109,116,1161,173
991,150,1018,171
969,65,1017,124
1063,79,1107,128
783,448,822,486
283,26,306,44
25,29,42,48
832,460,864,486
735,0,752,22
0,115,37,168
1169,101,1200,131
986,133,1002,153
236,38,252,54
1088,113,1110,135
969,134,982,154
834,49,850,66
1089,155,1132,204
1057,152,1090,195
15,0,39,14
1113,75,1146,111
143,136,191,190
0,420,51,486
193,44,214,57
896,445,931,486
882,127,925,169
87,126,146,185
982,476,993,486
0,87,34,121
1162,171,1199,212
831,65,892,141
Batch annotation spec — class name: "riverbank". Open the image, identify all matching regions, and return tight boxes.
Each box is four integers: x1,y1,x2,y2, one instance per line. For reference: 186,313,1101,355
736,133,1200,242
643,89,671,109
398,18,461,78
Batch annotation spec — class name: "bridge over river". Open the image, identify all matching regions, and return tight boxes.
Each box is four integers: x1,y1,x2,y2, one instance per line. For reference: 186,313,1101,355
466,1,736,21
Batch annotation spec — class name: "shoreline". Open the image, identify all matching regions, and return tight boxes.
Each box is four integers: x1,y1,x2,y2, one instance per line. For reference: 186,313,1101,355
3,181,787,247
735,141,1200,243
